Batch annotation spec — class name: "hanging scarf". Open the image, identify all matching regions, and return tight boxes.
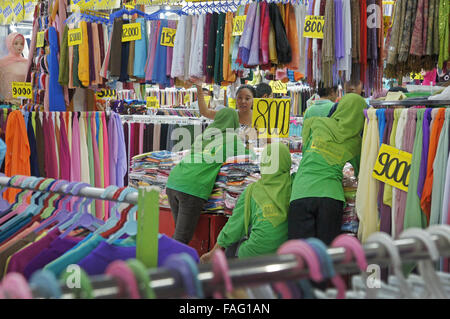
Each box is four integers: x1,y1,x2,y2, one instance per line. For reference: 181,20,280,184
245,142,292,230
268,3,292,65
322,0,335,88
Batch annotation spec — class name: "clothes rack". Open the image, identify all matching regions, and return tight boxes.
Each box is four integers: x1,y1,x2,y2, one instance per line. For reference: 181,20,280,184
369,100,450,107
30,226,450,299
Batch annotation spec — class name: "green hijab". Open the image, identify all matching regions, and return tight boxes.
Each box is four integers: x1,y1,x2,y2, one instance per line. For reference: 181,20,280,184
301,93,366,166
244,142,292,231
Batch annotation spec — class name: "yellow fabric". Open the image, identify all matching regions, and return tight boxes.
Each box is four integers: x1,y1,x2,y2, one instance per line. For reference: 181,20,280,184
356,108,380,243
222,12,236,85
78,21,90,87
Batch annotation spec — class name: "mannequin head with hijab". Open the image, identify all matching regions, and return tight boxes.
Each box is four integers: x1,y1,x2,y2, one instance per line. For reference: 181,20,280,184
0,33,27,66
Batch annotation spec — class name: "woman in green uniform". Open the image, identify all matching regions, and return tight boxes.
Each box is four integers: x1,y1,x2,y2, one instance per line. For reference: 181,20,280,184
200,142,292,262
288,93,366,245
166,108,248,244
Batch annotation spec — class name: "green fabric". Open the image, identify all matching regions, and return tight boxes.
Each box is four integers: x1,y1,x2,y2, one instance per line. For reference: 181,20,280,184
404,109,427,230
214,13,226,84
217,188,288,258
136,188,159,268
72,24,82,88
438,0,449,68
245,143,292,229
58,25,70,86
85,114,96,217
304,100,335,119
301,93,366,166
167,108,248,200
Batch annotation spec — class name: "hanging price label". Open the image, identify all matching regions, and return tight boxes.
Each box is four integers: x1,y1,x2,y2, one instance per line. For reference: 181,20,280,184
252,98,291,138
122,23,142,42
183,94,190,105
228,98,236,109
12,82,32,99
269,80,288,94
232,15,247,36
146,96,160,108
303,15,324,39
96,89,117,99
36,31,45,48
68,28,83,46
160,27,176,47
410,72,424,80
372,144,412,192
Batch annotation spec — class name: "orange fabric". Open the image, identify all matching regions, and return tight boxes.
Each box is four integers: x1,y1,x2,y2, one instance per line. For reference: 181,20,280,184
222,12,236,85
286,4,300,71
4,111,30,203
420,108,446,221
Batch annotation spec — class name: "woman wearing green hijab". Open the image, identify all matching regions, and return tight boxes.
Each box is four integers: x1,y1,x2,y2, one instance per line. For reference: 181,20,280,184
288,93,366,245
200,142,292,262
166,108,248,244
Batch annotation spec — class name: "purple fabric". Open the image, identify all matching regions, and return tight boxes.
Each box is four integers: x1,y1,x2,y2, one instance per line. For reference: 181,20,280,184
305,0,314,77
59,113,71,180
238,3,257,66
108,112,118,187
418,108,432,198
203,14,211,76
6,228,61,274
114,113,127,187
379,109,394,234
77,234,199,276
145,21,161,82
22,236,83,280
47,114,59,179
334,0,344,60
247,4,261,66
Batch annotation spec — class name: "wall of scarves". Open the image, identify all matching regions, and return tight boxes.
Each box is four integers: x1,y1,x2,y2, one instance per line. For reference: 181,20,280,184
287,85,315,116
355,106,450,256
0,109,128,220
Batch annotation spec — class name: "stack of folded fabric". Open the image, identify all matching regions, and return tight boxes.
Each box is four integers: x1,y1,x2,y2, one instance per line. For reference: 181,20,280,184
341,163,359,236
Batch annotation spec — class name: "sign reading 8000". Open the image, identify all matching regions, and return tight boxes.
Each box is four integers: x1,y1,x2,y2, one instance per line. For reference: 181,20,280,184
252,98,291,138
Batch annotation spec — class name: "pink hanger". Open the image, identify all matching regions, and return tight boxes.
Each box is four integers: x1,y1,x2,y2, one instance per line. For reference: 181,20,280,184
105,260,141,299
272,239,324,299
1,273,33,299
0,284,4,299
211,249,233,299
0,176,37,225
331,234,368,271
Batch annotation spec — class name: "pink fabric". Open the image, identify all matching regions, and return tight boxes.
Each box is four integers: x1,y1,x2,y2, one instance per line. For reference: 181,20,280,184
145,21,161,82
71,113,81,182
101,112,110,219
47,113,59,179
59,113,71,180
90,114,103,219
422,69,437,86
139,123,144,155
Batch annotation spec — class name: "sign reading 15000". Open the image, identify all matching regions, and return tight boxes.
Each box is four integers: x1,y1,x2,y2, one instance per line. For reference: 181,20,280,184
252,98,291,138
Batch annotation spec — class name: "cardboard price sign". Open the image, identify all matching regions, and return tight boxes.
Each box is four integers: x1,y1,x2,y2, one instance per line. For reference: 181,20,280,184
252,98,291,138
96,89,117,99
36,31,45,48
269,80,287,94
12,82,32,99
146,96,160,108
160,27,176,47
232,15,246,36
122,23,142,42
228,98,236,109
68,28,83,46
372,144,412,192
303,15,324,39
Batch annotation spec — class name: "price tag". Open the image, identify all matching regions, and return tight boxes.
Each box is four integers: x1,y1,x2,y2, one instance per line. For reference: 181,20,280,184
252,98,291,138
183,94,190,105
232,15,247,36
122,23,142,42
303,15,324,39
204,96,211,106
269,80,288,94
410,72,424,80
228,98,236,109
372,144,412,192
96,89,117,99
12,82,32,99
36,31,45,48
146,96,160,109
68,28,82,46
160,27,176,47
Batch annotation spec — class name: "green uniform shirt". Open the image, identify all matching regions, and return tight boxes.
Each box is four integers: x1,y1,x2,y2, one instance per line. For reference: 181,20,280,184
217,188,288,258
304,100,335,119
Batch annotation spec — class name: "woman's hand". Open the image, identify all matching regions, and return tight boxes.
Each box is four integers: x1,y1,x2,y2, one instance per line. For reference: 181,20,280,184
199,243,223,264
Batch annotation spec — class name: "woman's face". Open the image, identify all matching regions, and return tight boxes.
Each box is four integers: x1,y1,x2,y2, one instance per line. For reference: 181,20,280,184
13,37,24,56
236,88,254,113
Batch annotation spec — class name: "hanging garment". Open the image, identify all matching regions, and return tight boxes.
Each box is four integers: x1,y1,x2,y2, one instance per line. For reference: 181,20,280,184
285,4,300,71
294,2,308,75
268,3,292,64
48,27,66,111
238,3,257,67
247,4,261,67
189,14,205,79
78,21,90,87
109,18,124,79
71,112,81,182
222,12,236,85
417,108,432,200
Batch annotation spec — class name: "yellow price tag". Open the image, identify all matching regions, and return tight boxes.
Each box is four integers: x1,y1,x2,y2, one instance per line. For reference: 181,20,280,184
146,96,160,108
68,28,83,46
122,23,142,42
36,31,45,48
372,144,412,192
204,96,211,106
228,98,236,109
96,89,117,99
12,82,32,99
410,72,424,80
382,1,395,4
269,80,288,94
252,98,291,138
232,15,247,36
183,94,190,105
303,15,324,39
160,27,176,47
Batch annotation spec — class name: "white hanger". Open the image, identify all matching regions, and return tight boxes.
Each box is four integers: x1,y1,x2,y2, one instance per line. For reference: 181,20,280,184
426,225,450,289
397,228,447,299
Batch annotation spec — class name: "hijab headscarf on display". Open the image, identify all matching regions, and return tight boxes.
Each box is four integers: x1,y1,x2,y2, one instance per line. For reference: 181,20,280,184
244,142,292,230
302,93,366,166
0,33,27,67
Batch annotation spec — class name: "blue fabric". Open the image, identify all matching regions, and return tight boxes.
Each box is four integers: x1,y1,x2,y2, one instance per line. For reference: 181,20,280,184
152,20,170,87
0,215,33,244
376,108,386,147
133,18,148,79
48,27,66,111
0,137,6,169
95,112,100,145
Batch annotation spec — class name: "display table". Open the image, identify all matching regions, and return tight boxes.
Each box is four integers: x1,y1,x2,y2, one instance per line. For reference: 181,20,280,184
159,207,228,256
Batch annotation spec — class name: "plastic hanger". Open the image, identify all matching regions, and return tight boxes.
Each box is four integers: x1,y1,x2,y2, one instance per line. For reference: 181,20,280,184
90,185,121,235
126,259,156,299
105,260,141,299
211,249,233,299
39,180,71,219
164,254,199,298
29,270,62,299
106,205,138,244
398,228,447,298
365,232,415,299
426,225,450,286
1,273,33,299
306,238,347,299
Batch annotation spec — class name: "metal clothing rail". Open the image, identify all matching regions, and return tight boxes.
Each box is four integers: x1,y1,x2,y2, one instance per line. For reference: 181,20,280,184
369,99,450,107
33,229,450,299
